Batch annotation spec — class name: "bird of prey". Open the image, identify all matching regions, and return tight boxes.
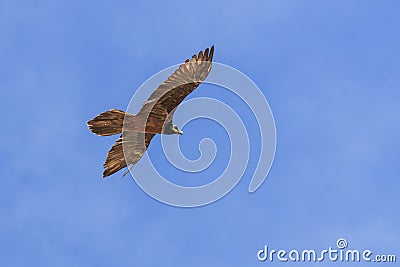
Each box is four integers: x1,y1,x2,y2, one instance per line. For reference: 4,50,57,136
87,46,214,177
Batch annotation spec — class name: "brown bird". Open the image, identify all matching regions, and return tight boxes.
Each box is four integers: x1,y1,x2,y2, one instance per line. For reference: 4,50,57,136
87,46,214,177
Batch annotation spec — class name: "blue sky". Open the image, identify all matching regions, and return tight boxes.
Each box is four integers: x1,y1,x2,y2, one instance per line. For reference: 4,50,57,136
1,0,399,266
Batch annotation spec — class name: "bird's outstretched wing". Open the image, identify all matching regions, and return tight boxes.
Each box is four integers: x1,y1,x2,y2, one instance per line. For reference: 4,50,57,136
136,46,214,130
103,132,154,177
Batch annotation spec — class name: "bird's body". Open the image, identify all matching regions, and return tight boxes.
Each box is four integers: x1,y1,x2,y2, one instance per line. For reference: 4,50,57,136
87,46,214,177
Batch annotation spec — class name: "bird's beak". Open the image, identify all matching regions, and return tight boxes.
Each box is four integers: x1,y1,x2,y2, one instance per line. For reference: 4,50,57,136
179,130,183,135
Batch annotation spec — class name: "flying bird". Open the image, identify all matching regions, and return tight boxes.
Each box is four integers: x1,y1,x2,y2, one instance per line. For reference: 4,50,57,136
87,46,214,177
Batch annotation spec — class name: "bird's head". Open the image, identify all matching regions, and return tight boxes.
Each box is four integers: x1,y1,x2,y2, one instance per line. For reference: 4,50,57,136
163,123,183,135
172,124,183,135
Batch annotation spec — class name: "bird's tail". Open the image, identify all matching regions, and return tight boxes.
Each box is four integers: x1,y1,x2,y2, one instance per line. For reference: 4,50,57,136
87,109,127,136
